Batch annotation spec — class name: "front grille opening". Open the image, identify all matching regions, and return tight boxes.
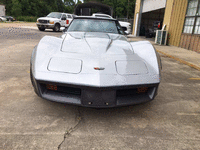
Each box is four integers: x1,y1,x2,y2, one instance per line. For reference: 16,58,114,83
39,20,48,23
117,87,148,97
40,83,81,95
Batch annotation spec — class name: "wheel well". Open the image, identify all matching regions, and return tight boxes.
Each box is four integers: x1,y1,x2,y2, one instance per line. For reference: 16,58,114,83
55,23,60,27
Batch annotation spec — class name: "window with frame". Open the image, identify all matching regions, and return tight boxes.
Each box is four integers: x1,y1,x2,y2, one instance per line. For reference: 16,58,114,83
67,15,72,18
183,0,200,34
62,14,67,20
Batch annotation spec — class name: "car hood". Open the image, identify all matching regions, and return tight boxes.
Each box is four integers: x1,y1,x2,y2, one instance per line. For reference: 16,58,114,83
61,32,134,55
34,34,160,86
37,17,59,21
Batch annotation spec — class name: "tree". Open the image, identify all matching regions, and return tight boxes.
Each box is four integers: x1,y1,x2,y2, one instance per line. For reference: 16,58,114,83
11,0,22,16
64,0,75,13
2,0,135,19
21,0,31,16
83,0,136,18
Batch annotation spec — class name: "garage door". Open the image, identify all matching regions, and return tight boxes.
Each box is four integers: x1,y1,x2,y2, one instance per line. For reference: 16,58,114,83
142,0,166,13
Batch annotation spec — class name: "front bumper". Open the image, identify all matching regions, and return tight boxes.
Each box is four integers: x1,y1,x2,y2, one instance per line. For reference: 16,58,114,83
36,23,55,29
33,79,159,108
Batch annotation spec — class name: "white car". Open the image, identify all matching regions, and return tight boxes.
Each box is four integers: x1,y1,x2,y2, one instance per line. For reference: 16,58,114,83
92,13,132,34
118,21,132,35
36,12,75,32
30,16,161,107
0,16,6,22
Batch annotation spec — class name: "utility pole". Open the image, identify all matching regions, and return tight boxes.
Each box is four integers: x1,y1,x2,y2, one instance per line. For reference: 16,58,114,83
127,0,129,19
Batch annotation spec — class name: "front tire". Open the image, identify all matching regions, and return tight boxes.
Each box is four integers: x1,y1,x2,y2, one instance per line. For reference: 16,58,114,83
0,18,2,22
38,27,45,31
53,24,60,32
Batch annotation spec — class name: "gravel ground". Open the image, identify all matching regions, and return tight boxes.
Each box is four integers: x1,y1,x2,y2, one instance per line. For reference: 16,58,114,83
0,22,37,28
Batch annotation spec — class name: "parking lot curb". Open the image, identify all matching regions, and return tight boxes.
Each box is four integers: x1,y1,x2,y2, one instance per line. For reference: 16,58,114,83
156,49,200,71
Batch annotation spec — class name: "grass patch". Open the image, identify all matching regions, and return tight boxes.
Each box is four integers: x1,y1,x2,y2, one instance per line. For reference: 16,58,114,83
15,16,37,22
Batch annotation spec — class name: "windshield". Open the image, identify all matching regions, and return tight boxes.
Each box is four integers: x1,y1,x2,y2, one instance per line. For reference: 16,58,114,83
67,19,124,34
47,12,62,19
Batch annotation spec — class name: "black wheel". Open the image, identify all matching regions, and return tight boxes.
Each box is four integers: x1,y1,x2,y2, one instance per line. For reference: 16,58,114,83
38,27,45,31
53,24,60,32
8,18,12,21
0,18,2,22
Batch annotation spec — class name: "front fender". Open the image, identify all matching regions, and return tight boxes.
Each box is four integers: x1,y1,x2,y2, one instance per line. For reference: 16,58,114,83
130,41,161,79
32,36,64,77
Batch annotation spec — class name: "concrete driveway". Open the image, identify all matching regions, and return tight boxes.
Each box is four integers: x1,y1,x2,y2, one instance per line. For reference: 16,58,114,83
0,24,200,150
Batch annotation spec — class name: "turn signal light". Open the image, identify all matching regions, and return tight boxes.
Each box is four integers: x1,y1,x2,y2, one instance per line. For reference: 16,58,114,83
49,21,54,24
46,84,57,91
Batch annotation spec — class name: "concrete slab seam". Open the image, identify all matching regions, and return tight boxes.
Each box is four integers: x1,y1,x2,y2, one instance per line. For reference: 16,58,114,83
156,49,200,71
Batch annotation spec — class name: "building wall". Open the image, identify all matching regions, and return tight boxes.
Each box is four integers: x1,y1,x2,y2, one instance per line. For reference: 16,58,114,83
164,0,188,46
132,0,189,49
132,0,166,36
162,0,173,31
0,5,5,16
180,33,200,53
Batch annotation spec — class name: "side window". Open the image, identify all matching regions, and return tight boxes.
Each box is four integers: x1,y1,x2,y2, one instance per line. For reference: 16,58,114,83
67,15,72,19
183,0,200,34
62,14,67,20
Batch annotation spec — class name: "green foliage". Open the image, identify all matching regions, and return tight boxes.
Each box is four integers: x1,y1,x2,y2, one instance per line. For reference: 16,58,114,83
11,0,22,16
64,0,75,13
1,0,69,21
1,0,135,21
77,0,83,4
83,0,136,18
16,16,38,22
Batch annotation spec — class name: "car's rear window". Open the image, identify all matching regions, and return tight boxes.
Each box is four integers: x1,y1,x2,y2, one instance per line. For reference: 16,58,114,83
47,13,62,19
67,19,120,34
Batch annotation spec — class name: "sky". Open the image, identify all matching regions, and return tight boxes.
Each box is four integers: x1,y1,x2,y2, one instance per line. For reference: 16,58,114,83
62,0,84,3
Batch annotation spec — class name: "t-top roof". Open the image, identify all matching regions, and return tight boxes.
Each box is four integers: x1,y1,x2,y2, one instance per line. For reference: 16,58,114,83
74,2,113,16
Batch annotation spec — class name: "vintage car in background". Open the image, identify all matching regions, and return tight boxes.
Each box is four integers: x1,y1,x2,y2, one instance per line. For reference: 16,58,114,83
30,16,161,107
1,16,15,21
0,16,6,22
36,12,75,31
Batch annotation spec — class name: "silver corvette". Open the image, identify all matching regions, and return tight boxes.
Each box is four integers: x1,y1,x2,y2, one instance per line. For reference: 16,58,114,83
30,16,161,107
